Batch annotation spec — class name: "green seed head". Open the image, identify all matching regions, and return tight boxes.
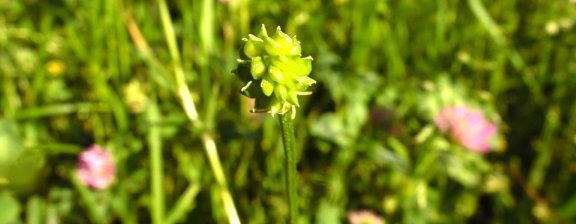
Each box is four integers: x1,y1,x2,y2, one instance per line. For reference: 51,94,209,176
234,25,315,118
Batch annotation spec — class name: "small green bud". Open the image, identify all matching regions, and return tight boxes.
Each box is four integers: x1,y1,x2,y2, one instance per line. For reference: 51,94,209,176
296,76,316,87
234,25,315,118
266,26,301,56
260,79,274,96
276,85,289,101
287,91,299,106
243,34,263,58
269,65,286,83
250,56,266,79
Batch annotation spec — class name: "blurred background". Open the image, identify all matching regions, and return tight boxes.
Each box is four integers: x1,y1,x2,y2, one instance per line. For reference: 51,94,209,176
1,0,576,223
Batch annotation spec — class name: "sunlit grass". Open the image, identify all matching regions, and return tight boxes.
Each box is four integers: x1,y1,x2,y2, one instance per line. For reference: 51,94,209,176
1,0,576,223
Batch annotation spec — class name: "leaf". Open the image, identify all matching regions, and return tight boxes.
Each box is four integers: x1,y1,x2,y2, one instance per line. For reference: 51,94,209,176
310,113,350,147
0,191,21,224
26,196,45,224
446,155,480,187
0,120,45,194
315,200,340,224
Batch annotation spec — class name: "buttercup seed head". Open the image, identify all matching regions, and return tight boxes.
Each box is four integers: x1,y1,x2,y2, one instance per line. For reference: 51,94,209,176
234,24,315,118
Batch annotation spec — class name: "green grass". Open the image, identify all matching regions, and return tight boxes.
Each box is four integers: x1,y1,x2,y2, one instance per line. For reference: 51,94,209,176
1,0,576,223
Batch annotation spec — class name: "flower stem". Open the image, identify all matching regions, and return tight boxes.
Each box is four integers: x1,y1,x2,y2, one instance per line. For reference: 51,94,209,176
72,174,106,224
279,113,298,223
148,101,164,224
154,0,241,223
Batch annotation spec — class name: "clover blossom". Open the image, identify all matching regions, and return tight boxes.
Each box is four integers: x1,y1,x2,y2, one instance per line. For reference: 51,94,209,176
435,105,497,153
76,145,116,190
234,24,315,118
347,210,385,224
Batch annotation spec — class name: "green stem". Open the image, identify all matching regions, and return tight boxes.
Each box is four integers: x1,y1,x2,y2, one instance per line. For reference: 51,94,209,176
154,0,241,222
166,183,201,224
147,101,164,224
11,102,105,120
72,174,106,224
202,133,241,224
279,114,298,223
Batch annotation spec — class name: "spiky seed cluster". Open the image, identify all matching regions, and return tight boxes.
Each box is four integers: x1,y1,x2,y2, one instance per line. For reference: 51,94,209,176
234,25,315,118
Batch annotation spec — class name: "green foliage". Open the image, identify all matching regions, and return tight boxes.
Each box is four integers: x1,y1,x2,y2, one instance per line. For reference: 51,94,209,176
0,120,45,194
1,0,576,223
0,191,21,224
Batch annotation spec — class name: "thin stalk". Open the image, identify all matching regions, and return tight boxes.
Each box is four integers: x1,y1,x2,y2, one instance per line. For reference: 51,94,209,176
165,183,201,224
72,174,106,224
147,101,164,224
202,133,241,224
26,196,44,224
11,102,104,120
279,114,298,223
154,0,241,223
